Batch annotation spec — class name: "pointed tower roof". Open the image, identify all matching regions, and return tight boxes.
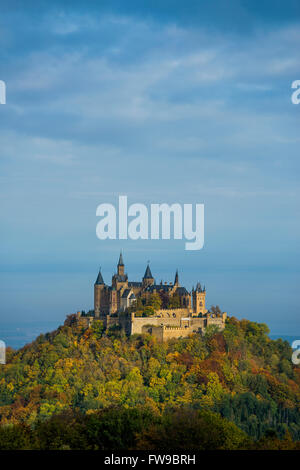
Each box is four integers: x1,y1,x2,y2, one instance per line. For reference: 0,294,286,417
143,263,153,279
95,268,104,285
118,251,124,266
174,269,179,285
196,282,203,292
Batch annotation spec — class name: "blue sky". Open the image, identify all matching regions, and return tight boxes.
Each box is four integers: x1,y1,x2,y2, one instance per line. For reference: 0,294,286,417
0,1,299,334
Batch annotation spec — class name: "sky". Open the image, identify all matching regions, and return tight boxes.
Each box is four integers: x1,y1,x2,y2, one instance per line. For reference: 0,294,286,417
0,1,299,335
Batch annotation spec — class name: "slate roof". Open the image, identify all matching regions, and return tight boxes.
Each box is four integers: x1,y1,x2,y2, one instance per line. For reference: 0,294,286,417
95,269,105,285
121,289,132,298
145,284,173,293
114,274,128,282
143,264,153,279
176,287,189,295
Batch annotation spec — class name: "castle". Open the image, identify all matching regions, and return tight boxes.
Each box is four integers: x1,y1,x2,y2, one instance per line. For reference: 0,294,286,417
75,253,226,342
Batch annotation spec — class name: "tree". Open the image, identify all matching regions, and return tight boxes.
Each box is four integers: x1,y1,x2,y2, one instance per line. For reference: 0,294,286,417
147,293,162,311
0,424,33,450
158,291,169,309
210,305,222,315
135,408,251,450
168,295,181,308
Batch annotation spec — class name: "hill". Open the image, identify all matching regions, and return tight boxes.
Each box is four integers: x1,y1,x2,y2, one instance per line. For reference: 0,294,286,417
0,316,300,450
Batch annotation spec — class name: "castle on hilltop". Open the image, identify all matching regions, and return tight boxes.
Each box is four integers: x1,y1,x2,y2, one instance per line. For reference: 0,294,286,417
74,253,226,342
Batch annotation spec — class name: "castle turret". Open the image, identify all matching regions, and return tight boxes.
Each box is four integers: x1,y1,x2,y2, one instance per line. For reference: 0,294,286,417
142,263,155,287
95,268,104,286
117,251,124,276
94,268,105,318
192,282,206,315
109,287,118,314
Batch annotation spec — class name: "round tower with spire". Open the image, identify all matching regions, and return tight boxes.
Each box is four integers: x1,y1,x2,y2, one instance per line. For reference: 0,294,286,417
94,267,105,318
117,251,124,276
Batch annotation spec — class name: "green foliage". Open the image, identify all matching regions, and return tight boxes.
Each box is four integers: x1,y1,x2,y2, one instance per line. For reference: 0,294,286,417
91,320,105,339
135,408,251,450
147,292,162,311
0,316,299,450
129,293,161,317
0,424,33,450
167,294,181,308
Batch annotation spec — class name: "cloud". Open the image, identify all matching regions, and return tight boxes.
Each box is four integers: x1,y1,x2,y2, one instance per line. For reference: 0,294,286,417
1,15,299,203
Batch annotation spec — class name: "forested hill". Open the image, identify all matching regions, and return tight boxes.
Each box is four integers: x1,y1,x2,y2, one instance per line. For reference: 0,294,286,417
0,316,300,450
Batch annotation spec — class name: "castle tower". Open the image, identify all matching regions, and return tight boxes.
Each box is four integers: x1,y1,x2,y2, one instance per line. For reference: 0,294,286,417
117,252,124,276
109,288,118,314
192,282,206,315
112,252,128,292
94,268,105,318
142,263,155,287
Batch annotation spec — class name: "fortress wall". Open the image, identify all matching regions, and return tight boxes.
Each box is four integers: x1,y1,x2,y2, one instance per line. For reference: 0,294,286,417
131,314,190,334
155,308,191,318
141,325,194,342
162,327,190,341
159,318,182,327
144,326,164,342
73,312,224,340
190,318,205,329
206,317,224,328
146,319,225,342
131,317,160,334
161,325,205,341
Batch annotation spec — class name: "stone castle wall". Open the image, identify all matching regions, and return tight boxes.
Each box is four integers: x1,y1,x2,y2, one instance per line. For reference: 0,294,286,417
161,326,196,341
155,308,192,318
73,307,226,343
130,308,193,335
142,323,204,342
135,313,226,342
